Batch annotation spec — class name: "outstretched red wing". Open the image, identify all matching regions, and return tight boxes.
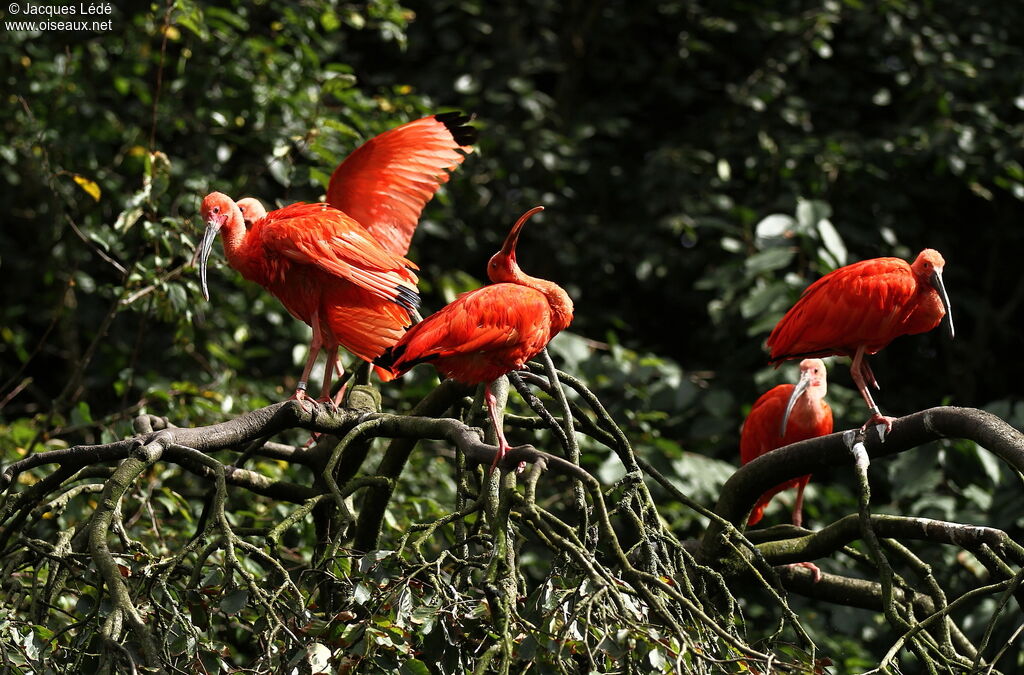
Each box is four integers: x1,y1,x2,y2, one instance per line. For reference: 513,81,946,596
326,113,476,256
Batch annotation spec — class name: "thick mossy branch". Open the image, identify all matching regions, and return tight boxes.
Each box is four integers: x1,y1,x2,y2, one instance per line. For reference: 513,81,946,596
3,364,1019,675
699,406,1024,564
755,514,1024,567
88,437,166,669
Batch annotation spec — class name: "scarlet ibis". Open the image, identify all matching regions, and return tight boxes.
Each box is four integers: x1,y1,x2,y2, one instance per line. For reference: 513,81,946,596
741,358,833,529
198,194,419,404
236,197,266,229
198,113,475,402
767,249,953,430
376,206,574,469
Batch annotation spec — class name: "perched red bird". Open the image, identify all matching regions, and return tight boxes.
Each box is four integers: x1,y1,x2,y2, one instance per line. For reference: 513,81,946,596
199,113,475,401
198,194,419,403
767,249,953,430
741,358,833,529
376,206,574,468
236,197,266,229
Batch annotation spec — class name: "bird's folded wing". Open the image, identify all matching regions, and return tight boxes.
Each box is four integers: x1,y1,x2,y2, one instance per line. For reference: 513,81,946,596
399,288,550,362
770,258,916,356
261,205,419,306
740,386,789,465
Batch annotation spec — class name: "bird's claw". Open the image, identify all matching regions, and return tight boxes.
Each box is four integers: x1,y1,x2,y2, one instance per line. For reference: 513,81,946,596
860,412,894,442
290,388,313,413
317,396,340,413
790,561,822,583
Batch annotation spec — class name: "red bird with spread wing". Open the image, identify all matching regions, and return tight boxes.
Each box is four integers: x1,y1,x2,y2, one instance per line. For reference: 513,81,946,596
198,113,475,403
198,195,418,404
741,358,833,528
376,206,574,469
767,249,953,430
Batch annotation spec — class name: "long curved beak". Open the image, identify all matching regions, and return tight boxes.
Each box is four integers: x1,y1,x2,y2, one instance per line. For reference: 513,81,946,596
500,205,544,256
197,221,221,301
930,269,954,340
780,370,811,438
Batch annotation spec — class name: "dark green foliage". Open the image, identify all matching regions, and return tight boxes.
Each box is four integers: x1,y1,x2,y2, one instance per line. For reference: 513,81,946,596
1,0,1023,672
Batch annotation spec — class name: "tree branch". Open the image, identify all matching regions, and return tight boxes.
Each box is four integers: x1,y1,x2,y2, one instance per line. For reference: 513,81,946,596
699,407,1024,564
755,514,1024,568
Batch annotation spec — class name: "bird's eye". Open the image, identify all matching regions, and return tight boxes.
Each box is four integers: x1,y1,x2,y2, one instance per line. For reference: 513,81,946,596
213,206,221,214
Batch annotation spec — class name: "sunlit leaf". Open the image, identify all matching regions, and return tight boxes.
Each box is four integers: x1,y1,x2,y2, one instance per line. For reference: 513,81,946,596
72,174,101,201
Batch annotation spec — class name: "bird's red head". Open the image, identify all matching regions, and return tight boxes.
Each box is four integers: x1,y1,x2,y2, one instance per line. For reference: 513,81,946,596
487,206,544,283
236,197,267,229
200,192,234,230
798,358,828,398
911,248,954,340
911,249,945,278
781,358,828,437
197,191,241,302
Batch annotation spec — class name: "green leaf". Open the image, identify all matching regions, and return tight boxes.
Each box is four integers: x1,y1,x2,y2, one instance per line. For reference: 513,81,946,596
72,401,93,425
754,213,795,245
745,247,795,275
400,659,431,675
817,217,847,268
973,442,1004,485
219,589,248,615
359,549,394,573
353,583,372,604
796,198,831,230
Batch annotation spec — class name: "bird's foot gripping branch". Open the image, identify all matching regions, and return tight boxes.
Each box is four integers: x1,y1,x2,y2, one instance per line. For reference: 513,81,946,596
2,363,1022,673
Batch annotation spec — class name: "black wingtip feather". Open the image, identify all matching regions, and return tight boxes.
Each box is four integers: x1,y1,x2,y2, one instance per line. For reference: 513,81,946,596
435,111,478,147
374,344,404,371
394,286,421,312
374,344,439,375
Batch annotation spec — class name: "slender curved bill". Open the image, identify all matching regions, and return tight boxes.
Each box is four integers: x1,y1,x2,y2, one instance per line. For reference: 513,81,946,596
780,370,811,438
499,205,545,256
197,222,221,301
930,269,954,340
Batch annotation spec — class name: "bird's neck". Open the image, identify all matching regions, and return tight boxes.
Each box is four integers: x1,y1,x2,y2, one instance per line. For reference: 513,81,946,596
220,209,258,278
904,281,945,334
789,395,828,427
495,266,574,334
